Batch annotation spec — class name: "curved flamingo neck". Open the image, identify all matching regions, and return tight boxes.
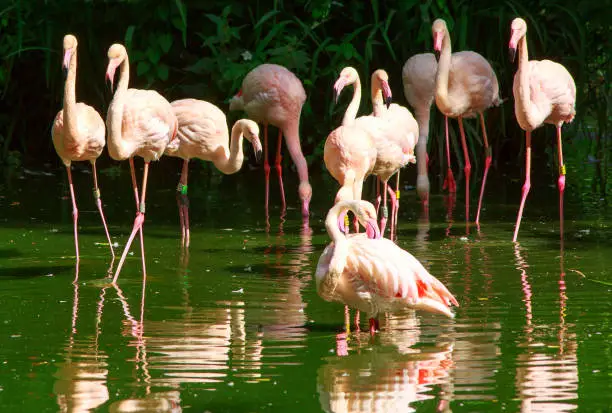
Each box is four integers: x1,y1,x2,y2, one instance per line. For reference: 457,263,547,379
325,203,349,244
63,48,79,138
342,76,362,126
116,54,130,94
371,76,385,117
515,34,534,126
107,54,130,152
434,30,453,112
216,121,246,174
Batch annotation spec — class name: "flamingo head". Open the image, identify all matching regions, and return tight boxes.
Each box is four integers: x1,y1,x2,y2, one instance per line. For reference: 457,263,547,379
350,200,381,240
509,18,527,63
432,19,447,59
333,67,359,104
105,43,127,93
373,69,392,108
299,182,312,218
62,34,77,77
240,119,262,163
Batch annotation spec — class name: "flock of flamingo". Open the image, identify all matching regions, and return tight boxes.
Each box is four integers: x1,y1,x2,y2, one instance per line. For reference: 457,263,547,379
52,17,575,335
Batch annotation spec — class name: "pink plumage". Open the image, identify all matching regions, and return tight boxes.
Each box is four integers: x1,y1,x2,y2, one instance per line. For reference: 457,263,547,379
315,200,459,334
509,17,576,242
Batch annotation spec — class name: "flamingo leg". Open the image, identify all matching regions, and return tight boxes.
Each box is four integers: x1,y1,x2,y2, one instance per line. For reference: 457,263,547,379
476,113,492,224
275,129,287,212
513,131,532,242
387,183,398,240
263,123,270,217
354,311,360,333
129,158,145,264
375,178,381,215
66,165,80,262
368,317,379,335
443,116,456,193
344,305,351,334
113,161,150,283
380,181,389,236
393,171,401,237
176,159,190,247
557,126,565,240
91,161,115,259
458,116,471,221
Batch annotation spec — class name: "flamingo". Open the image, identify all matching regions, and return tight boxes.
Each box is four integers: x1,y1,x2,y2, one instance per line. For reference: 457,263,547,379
324,67,378,234
369,69,419,236
164,98,263,247
432,18,501,223
105,43,178,282
229,64,312,218
334,68,416,236
402,53,438,206
51,34,114,263
315,200,459,335
509,17,576,242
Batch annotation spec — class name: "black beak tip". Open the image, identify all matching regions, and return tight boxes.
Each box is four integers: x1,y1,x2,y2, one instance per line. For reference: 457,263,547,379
255,148,263,164
384,96,392,108
509,48,517,63
434,49,441,61
62,67,68,80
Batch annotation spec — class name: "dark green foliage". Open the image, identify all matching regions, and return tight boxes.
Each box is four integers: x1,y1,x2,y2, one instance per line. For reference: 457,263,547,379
0,0,609,196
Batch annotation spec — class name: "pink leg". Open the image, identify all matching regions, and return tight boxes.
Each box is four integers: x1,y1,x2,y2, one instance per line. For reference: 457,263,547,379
443,116,456,193
368,317,379,335
557,126,565,240
92,161,115,259
129,158,145,262
176,160,190,247
354,311,360,333
380,181,389,235
387,184,398,240
263,124,270,217
113,161,150,283
513,131,532,242
393,171,401,237
336,332,348,357
275,129,287,212
458,117,471,221
476,113,492,224
66,165,79,262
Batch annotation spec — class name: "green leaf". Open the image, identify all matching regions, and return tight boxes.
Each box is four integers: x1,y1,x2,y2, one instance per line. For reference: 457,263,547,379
159,34,173,53
137,61,151,76
124,26,135,50
157,64,169,81
255,10,280,29
147,47,160,64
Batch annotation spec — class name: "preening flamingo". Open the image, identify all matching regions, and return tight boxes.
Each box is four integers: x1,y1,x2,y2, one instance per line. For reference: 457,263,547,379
105,43,178,282
509,17,576,242
229,64,312,218
315,200,459,335
369,69,419,236
324,67,377,233
165,98,263,247
402,53,438,205
432,18,501,223
51,34,114,263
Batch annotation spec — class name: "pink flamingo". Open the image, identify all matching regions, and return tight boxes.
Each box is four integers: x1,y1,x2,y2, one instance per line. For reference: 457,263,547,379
315,200,459,335
324,67,378,233
432,18,501,223
51,34,114,263
509,18,576,242
105,43,178,282
229,64,312,218
165,98,263,247
369,69,419,236
402,53,438,206
335,68,416,236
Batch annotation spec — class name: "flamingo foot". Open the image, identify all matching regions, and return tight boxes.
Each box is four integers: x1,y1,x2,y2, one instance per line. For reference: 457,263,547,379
336,333,349,357
443,168,456,193
368,317,379,335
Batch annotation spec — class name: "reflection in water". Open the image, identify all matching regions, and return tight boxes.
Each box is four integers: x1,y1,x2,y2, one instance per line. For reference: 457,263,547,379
514,244,578,412
318,322,454,413
54,267,110,412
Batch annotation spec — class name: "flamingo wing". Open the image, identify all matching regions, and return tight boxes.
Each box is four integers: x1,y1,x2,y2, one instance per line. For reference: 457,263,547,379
528,60,576,114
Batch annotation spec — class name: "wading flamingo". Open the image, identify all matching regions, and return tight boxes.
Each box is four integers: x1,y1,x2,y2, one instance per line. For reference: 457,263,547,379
370,69,419,236
432,18,501,223
402,53,438,206
165,98,263,247
105,43,178,282
229,64,312,218
335,68,416,236
315,200,459,335
324,68,378,233
52,34,114,263
509,17,576,242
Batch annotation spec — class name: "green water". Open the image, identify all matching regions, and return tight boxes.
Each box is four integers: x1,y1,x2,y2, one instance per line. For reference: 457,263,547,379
0,162,611,413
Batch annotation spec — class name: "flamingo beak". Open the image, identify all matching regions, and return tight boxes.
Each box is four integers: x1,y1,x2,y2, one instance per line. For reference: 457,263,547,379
62,49,72,79
366,219,381,240
333,78,347,104
105,60,118,93
338,211,348,234
251,136,263,163
509,30,519,63
381,80,392,108
433,31,443,57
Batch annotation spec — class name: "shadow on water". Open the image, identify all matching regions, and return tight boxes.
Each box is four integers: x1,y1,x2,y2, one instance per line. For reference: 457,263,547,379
0,163,610,412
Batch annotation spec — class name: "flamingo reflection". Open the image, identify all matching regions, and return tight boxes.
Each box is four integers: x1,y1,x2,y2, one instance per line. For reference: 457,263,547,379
513,244,578,412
